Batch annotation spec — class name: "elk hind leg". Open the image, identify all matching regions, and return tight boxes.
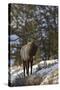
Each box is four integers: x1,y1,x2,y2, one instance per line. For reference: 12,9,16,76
31,58,33,74
26,60,29,76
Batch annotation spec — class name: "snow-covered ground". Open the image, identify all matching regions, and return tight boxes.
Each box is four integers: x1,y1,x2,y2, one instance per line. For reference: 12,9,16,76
9,59,58,85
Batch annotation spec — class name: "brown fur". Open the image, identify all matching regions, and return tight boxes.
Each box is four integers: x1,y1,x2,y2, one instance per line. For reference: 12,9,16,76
20,41,38,77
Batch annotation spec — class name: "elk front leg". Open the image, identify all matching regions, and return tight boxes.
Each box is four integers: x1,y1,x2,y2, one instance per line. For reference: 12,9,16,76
23,61,25,77
31,58,33,74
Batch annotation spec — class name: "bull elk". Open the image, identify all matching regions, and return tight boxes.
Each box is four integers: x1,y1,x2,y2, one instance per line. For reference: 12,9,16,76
20,40,38,77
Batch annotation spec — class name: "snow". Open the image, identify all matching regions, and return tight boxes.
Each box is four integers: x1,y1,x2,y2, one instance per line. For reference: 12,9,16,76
9,59,58,84
10,34,20,45
36,63,58,76
10,34,19,41
10,40,20,45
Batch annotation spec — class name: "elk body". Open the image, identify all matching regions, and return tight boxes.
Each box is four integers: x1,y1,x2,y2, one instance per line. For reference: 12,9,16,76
20,41,38,77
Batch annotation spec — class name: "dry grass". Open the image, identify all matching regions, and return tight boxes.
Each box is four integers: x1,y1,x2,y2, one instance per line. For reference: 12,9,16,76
48,69,58,84
41,69,58,85
25,75,43,85
11,74,43,86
